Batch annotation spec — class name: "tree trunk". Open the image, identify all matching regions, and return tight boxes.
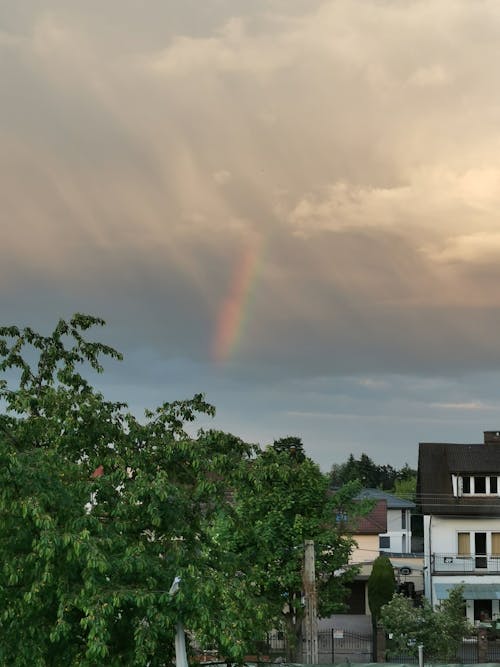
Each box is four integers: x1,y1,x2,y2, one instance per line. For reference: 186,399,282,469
372,618,378,662
284,611,303,662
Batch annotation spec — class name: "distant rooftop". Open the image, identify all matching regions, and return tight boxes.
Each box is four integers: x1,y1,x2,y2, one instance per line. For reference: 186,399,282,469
355,487,415,509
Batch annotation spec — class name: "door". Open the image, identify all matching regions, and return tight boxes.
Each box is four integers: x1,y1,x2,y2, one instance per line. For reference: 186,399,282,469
475,532,487,568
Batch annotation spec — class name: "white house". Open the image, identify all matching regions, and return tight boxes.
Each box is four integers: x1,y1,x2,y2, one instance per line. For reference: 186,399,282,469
418,431,500,625
355,488,414,555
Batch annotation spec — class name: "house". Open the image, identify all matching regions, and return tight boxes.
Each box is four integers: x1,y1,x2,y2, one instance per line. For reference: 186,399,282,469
355,488,415,556
330,489,422,628
418,431,500,625
349,498,388,565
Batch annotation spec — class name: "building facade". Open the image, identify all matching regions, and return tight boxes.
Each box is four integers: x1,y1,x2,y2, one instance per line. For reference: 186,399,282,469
418,431,500,625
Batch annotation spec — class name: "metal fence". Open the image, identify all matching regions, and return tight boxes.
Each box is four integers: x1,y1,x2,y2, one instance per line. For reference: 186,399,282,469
266,629,373,664
433,553,500,574
263,629,500,664
386,636,500,664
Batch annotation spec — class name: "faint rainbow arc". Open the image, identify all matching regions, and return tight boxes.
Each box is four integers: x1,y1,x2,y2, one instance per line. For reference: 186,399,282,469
212,237,264,364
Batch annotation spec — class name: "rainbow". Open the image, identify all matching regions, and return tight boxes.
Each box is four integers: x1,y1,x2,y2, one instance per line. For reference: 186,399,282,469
212,237,263,364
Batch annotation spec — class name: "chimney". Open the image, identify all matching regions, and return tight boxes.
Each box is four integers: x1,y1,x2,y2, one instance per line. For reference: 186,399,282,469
484,431,500,445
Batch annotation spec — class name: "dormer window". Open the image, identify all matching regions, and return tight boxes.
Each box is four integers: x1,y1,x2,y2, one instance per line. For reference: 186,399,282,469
455,474,500,496
475,476,486,493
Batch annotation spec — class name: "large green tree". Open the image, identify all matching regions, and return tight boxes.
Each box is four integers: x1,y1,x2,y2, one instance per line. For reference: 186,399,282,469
0,315,257,665
222,445,367,661
0,316,365,665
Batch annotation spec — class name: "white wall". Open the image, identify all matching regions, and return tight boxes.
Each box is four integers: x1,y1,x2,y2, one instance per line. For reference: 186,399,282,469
379,508,412,553
429,516,500,553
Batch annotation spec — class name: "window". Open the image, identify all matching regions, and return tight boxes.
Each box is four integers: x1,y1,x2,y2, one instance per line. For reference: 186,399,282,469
492,533,500,557
401,510,406,529
474,599,492,622
460,475,499,495
456,532,500,561
458,532,470,556
379,536,390,549
475,476,486,493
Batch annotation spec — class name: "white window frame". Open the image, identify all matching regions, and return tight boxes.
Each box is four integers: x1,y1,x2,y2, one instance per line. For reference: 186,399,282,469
457,475,500,496
456,530,500,557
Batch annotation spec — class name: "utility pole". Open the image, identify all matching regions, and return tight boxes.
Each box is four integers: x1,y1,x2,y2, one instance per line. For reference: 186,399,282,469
303,540,318,664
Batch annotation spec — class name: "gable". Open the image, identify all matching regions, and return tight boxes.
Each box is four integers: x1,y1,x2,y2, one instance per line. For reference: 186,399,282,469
418,442,500,516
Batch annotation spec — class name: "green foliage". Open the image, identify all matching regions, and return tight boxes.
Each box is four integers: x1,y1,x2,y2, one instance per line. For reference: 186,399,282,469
330,453,416,492
223,447,365,660
434,586,472,661
392,476,417,502
381,586,472,662
367,556,395,625
0,315,254,664
272,435,306,461
0,315,362,665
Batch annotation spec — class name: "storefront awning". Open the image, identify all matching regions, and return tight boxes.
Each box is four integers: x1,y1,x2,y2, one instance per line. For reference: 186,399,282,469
435,583,500,600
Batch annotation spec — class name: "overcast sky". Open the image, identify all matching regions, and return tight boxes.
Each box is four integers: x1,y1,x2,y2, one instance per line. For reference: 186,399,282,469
3,0,500,469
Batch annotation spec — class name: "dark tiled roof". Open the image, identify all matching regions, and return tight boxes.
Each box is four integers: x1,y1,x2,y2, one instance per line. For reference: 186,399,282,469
355,487,415,509
447,444,500,472
418,442,500,516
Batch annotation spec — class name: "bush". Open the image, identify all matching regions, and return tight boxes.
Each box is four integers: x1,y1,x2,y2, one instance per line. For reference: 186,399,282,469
381,585,472,662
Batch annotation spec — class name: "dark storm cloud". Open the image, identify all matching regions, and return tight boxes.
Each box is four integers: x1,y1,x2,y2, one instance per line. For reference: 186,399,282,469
3,0,500,467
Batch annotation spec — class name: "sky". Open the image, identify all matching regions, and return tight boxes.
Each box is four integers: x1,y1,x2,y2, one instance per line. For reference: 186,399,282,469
2,0,500,470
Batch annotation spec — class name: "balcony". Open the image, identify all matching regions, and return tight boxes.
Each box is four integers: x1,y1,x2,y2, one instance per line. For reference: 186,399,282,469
432,553,500,574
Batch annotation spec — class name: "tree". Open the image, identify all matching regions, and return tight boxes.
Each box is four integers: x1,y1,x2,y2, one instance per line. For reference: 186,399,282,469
330,454,416,493
392,476,417,502
368,555,395,659
380,593,435,658
368,556,395,624
0,315,366,665
272,435,306,462
381,586,471,662
433,587,472,661
0,315,257,665
223,446,367,661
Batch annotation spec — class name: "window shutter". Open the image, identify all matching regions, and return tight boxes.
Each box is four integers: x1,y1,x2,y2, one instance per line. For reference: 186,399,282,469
458,532,470,555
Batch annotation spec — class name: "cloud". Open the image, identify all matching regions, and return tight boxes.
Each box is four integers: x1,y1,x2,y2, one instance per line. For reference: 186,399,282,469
2,0,500,381
213,170,232,185
424,232,500,264
430,401,495,411
407,64,451,87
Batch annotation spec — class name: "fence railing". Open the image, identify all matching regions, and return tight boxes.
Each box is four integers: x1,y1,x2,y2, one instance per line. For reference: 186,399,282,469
266,629,372,664
432,552,500,573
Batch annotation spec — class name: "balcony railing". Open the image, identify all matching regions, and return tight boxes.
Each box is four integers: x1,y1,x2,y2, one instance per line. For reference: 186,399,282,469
432,553,500,574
